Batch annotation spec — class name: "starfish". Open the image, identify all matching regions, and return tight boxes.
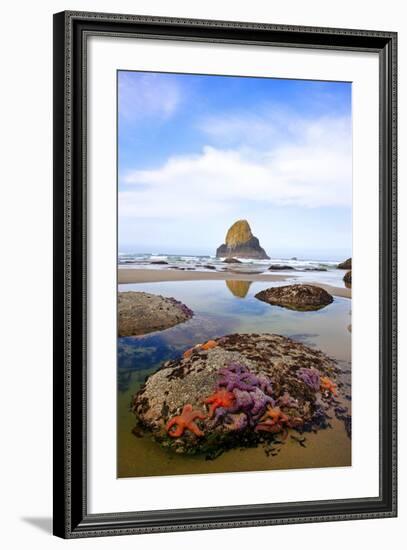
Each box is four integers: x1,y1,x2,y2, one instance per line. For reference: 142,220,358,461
320,376,338,396
183,339,218,359
226,387,274,425
255,421,286,434
297,367,320,392
166,404,206,438
183,346,196,359
200,339,218,351
204,388,235,418
256,373,274,396
217,363,262,392
250,387,275,418
255,405,291,433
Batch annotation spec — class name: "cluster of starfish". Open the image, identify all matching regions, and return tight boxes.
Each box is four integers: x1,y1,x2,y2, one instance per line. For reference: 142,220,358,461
296,367,321,392
183,339,218,359
297,367,338,397
217,362,274,396
320,376,338,396
164,362,337,440
202,363,277,430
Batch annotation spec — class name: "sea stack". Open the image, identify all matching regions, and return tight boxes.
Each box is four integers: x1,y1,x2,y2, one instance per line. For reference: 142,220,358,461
216,219,269,260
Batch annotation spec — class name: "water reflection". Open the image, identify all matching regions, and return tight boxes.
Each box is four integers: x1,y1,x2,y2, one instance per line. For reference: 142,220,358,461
117,310,239,392
117,280,351,395
225,279,252,298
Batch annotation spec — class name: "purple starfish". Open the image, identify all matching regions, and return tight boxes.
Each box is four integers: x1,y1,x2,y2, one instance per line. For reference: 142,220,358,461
217,366,255,392
229,388,253,413
210,406,228,427
297,367,320,392
229,388,274,425
250,387,275,419
217,362,273,395
256,373,274,396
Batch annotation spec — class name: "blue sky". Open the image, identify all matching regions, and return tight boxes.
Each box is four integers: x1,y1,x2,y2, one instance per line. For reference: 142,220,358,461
118,71,352,260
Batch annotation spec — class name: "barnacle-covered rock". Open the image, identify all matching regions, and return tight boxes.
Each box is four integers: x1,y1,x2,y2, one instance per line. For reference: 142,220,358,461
118,291,193,337
131,333,345,455
255,284,333,311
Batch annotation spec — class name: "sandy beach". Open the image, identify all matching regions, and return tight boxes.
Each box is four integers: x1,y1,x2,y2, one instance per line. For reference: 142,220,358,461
118,268,351,299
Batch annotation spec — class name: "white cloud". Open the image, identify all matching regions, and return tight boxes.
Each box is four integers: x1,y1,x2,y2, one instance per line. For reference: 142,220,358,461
119,114,352,220
118,72,181,121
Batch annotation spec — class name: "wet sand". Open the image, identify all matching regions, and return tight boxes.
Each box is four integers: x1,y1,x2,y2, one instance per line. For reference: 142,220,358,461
118,268,351,299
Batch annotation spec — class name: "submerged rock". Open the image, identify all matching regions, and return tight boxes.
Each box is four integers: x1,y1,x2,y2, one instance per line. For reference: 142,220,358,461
223,257,242,264
118,291,193,337
268,264,295,271
337,258,352,270
255,284,333,311
131,333,343,455
150,260,168,265
216,219,270,260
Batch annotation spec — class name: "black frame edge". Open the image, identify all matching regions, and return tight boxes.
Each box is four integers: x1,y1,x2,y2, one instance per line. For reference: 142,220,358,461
53,10,67,539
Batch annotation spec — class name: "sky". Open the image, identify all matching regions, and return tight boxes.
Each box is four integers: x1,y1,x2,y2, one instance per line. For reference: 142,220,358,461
118,70,352,261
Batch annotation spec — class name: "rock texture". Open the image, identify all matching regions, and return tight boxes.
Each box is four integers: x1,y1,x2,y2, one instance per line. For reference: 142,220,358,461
222,257,242,264
343,271,352,287
132,333,346,455
268,264,295,271
216,220,269,260
255,284,333,311
118,291,193,337
337,258,352,270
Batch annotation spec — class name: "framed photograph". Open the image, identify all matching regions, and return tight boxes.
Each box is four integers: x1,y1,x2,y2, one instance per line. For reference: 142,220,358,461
53,11,397,538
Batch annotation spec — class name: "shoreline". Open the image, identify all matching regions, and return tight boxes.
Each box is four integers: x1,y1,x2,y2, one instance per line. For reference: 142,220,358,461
118,268,351,299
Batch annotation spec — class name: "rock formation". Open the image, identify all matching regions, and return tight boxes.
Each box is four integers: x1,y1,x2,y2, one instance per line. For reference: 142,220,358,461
118,291,193,336
255,284,333,311
343,271,352,287
337,258,352,270
131,333,348,455
216,219,269,260
222,257,242,264
268,264,295,271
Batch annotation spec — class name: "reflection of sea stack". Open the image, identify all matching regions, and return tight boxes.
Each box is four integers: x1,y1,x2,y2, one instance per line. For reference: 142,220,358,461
216,220,269,259
225,280,252,298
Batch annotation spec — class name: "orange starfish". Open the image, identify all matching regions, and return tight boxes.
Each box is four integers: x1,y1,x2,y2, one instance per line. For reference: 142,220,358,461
183,347,195,359
166,404,206,438
204,389,235,418
259,406,289,426
320,376,338,396
201,339,218,351
183,339,218,359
